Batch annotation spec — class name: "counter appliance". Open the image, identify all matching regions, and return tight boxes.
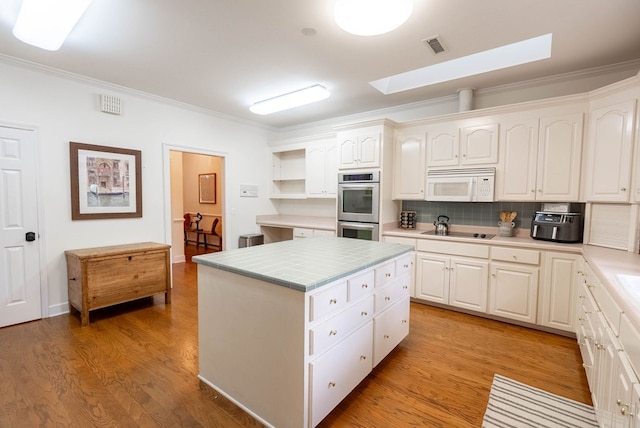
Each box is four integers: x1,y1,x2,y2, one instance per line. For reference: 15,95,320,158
530,211,582,243
426,167,495,202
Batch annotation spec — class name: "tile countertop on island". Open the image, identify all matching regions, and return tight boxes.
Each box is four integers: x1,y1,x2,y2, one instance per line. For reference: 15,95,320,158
192,236,413,292
384,224,640,333
255,214,336,231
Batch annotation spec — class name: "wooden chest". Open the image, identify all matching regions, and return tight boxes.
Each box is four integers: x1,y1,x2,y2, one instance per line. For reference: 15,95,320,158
65,242,171,326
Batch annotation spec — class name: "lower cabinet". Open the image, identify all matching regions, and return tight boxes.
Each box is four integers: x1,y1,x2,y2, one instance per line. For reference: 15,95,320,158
538,252,579,332
373,295,410,367
488,262,539,324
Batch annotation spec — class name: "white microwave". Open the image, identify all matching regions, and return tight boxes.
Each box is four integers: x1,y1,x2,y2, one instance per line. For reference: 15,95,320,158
426,168,495,202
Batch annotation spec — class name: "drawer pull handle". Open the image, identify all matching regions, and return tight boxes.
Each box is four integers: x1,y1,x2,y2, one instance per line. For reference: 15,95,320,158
512,255,517,260
384,335,390,339
403,285,408,290
361,283,368,288
329,298,337,304
329,330,337,336
361,311,368,316
360,355,367,360
403,264,409,268
385,296,391,301
69,277,76,281
402,319,407,324
328,382,336,388
128,256,132,261
385,273,391,278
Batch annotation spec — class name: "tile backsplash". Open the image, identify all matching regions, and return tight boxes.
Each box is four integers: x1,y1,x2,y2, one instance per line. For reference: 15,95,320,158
401,201,545,229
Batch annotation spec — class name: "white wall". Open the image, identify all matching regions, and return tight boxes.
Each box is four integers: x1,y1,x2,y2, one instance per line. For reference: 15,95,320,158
0,59,277,316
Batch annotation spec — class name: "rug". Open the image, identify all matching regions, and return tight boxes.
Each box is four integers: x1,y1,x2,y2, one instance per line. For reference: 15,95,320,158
482,374,599,428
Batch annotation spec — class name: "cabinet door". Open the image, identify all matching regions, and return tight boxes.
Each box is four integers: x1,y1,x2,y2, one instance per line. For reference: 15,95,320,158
489,263,539,323
357,133,380,168
426,125,459,167
449,257,489,312
612,350,635,428
496,119,539,201
393,131,426,200
373,295,410,367
585,100,636,202
593,316,618,428
415,253,449,303
539,252,578,332
338,133,358,169
324,142,338,198
306,144,326,197
536,113,583,201
459,123,498,165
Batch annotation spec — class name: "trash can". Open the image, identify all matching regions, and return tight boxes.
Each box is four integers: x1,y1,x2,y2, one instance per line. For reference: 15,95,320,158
239,233,264,248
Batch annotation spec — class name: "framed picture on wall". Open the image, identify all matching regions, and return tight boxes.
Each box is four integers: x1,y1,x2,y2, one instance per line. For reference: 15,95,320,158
70,142,142,220
199,173,216,204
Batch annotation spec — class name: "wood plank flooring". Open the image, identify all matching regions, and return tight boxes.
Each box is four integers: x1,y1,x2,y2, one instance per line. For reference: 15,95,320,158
0,245,590,427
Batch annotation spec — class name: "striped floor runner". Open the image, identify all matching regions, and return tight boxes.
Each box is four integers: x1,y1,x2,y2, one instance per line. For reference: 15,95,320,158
482,374,599,428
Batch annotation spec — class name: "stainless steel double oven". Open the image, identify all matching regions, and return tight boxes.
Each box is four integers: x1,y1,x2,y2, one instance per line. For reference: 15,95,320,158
337,170,380,241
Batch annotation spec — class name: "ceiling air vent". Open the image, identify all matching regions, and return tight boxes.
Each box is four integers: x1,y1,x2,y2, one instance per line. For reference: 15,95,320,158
423,36,445,54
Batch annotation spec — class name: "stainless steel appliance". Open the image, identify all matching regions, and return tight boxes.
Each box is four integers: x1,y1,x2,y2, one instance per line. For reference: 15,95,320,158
337,221,380,241
433,215,450,235
337,170,380,223
426,167,495,202
530,211,583,243
337,170,380,241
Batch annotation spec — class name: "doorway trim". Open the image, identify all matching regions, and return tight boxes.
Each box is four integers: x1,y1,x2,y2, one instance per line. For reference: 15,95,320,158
162,143,229,263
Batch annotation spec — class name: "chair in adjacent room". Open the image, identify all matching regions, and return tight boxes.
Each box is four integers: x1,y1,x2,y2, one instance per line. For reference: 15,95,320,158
183,213,192,245
197,217,222,251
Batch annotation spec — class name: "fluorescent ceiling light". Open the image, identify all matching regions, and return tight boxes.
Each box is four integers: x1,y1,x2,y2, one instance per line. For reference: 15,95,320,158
334,0,413,36
250,85,330,115
370,33,553,94
12,0,94,51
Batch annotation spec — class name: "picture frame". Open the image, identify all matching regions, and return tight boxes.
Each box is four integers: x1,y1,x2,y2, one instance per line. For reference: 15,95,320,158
70,142,142,220
199,173,216,204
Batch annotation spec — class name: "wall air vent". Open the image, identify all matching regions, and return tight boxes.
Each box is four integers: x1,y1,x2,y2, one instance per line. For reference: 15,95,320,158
423,36,445,54
100,94,122,115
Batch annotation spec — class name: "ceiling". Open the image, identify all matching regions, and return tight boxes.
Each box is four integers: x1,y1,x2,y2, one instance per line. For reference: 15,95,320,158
1,0,639,129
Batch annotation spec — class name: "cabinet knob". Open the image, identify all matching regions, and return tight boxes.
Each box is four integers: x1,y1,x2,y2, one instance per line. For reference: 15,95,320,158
403,285,408,290
329,298,337,304
385,273,391,278
329,330,337,336
328,382,336,388
385,296,391,301
361,311,368,316
360,355,367,360
402,319,407,324
384,335,390,339
361,283,368,288
621,187,627,192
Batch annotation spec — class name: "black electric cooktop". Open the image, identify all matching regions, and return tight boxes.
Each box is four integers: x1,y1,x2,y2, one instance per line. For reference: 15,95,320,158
421,230,495,240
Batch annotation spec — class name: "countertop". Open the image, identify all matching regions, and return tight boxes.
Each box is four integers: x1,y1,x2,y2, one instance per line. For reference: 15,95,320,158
192,236,413,292
256,214,336,231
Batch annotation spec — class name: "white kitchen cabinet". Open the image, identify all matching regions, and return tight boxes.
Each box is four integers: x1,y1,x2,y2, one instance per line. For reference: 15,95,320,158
393,128,426,200
338,130,380,169
496,113,583,201
612,351,635,428
489,262,539,324
584,100,636,202
425,122,498,168
293,227,335,240
271,147,306,198
373,295,410,367
538,252,579,333
415,252,489,312
536,113,583,201
306,140,338,198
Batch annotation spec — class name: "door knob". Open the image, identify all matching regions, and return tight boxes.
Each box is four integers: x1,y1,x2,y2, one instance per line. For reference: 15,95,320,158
25,232,36,242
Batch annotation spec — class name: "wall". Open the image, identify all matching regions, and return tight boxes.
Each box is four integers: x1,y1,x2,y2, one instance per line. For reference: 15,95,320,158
182,153,223,216
0,59,277,317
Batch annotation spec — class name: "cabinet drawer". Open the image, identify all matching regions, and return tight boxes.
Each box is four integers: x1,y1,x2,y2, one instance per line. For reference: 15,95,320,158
309,296,373,356
309,322,373,427
491,246,540,265
395,254,413,278
619,314,640,374
417,240,489,258
347,269,375,302
375,260,396,288
309,281,348,322
373,295,410,367
86,251,167,309
293,227,313,239
374,276,410,313
593,282,622,335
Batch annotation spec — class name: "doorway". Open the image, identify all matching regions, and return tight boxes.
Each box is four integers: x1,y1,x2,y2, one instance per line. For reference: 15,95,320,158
165,145,226,265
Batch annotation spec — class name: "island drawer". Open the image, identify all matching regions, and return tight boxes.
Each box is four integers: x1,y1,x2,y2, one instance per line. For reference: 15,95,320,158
309,295,373,356
373,296,410,367
309,281,348,322
373,275,410,313
395,254,413,278
491,246,540,265
347,269,375,302
375,260,396,288
309,322,373,427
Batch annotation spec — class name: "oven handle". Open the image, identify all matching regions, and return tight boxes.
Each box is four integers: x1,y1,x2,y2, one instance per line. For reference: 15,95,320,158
339,222,376,230
339,183,377,190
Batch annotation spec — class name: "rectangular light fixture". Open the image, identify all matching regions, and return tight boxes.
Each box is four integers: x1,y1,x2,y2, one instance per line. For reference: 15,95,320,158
12,0,94,51
370,33,553,95
250,85,330,115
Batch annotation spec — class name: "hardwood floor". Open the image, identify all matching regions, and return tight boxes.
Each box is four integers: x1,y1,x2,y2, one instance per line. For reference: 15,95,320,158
0,246,590,427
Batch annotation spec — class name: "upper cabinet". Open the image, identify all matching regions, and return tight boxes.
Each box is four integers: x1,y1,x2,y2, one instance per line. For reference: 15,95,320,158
426,122,498,168
306,140,338,198
338,131,380,169
584,100,636,202
270,147,306,199
496,111,583,201
393,127,426,200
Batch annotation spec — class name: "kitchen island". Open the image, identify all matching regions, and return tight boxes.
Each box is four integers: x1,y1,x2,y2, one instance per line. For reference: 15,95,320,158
193,237,413,428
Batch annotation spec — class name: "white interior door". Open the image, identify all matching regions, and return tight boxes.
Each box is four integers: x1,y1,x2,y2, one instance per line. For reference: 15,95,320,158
0,126,41,328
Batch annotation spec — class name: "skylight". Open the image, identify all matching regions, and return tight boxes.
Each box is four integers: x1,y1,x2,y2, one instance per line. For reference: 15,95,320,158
370,33,553,95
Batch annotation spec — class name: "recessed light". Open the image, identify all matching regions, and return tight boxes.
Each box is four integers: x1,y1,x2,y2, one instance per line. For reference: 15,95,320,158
370,33,553,94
